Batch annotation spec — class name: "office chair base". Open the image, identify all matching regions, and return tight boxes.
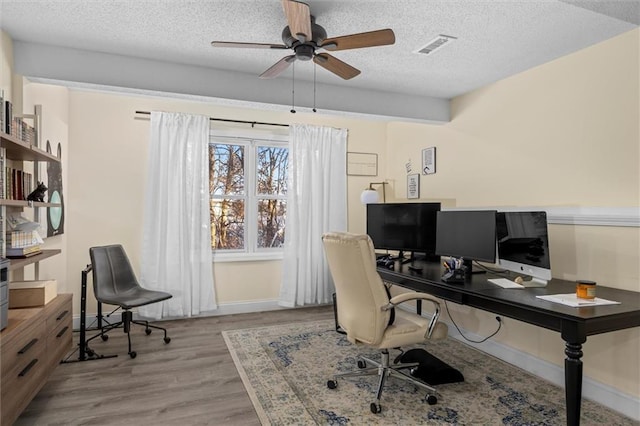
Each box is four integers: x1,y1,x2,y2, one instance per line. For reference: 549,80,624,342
85,311,171,358
327,349,439,413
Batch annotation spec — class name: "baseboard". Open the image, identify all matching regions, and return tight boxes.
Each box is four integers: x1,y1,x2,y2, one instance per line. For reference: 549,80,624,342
70,301,639,421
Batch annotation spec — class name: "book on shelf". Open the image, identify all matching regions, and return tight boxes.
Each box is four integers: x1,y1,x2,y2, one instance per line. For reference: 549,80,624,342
0,147,5,200
6,244,42,258
6,230,43,248
0,89,4,135
3,99,10,135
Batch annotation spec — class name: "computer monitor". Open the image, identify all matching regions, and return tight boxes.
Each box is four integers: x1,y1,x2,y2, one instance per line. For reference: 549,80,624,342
435,210,497,276
496,211,551,286
366,202,441,259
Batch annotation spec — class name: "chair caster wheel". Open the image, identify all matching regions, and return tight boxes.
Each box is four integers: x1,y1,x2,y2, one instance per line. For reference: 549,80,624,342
357,360,367,369
145,329,152,335
86,348,95,357
164,337,171,344
327,380,338,389
370,402,381,414
101,335,109,341
410,367,419,377
129,351,137,359
425,394,437,405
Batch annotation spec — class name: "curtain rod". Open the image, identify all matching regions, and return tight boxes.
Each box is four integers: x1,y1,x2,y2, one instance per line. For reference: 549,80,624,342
134,111,289,128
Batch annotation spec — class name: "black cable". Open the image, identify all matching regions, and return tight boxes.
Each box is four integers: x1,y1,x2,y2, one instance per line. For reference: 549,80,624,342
472,260,508,274
444,300,502,344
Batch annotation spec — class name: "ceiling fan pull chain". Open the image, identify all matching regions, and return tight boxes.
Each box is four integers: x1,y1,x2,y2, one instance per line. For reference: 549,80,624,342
291,62,296,113
313,62,317,113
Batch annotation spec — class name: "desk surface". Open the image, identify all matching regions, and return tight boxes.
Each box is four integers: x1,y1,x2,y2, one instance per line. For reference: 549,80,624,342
378,258,640,426
377,259,640,337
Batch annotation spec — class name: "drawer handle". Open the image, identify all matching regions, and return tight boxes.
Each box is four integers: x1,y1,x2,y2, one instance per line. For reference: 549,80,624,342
18,359,38,377
56,326,69,338
56,310,69,321
18,338,38,354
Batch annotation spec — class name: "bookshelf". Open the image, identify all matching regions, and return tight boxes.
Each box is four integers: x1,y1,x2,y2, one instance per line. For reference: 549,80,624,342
0,105,62,266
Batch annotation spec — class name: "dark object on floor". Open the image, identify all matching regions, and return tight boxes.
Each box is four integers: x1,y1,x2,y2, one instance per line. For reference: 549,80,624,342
399,348,464,385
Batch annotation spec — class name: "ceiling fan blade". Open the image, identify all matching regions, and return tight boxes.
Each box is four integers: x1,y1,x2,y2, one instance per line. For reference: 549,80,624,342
313,53,360,80
321,29,395,51
281,0,312,42
211,41,288,49
259,55,297,79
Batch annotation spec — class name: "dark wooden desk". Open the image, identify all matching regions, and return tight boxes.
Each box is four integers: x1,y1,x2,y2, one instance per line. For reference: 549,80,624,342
378,260,640,426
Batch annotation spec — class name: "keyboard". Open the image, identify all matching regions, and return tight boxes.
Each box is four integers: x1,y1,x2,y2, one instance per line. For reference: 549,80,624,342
489,278,524,289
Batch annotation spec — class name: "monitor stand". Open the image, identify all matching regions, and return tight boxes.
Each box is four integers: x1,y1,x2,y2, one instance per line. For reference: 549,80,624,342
461,258,487,278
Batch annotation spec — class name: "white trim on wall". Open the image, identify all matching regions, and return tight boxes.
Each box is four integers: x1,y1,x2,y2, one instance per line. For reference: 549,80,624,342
443,206,640,227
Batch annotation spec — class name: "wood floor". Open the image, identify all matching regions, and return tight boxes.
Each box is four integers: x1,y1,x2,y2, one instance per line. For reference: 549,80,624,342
16,306,334,425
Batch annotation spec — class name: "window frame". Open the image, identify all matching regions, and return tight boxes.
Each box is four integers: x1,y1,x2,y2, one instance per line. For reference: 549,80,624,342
209,128,289,263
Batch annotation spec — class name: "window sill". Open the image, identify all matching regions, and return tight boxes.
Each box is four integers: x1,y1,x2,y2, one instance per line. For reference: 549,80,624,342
212,252,284,263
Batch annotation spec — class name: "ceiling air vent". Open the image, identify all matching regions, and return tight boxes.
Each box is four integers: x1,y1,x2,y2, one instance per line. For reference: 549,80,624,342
415,34,457,56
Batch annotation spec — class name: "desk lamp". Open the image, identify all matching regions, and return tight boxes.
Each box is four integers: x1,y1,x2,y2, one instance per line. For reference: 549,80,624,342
360,182,388,204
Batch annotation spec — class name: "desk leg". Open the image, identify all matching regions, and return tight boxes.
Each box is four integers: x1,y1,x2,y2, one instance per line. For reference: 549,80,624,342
564,342,583,426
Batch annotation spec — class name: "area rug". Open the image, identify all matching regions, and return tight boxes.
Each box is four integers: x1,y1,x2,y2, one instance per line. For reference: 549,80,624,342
223,320,634,425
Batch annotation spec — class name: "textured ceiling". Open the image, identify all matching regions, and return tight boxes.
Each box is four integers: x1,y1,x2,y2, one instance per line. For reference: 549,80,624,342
1,0,638,121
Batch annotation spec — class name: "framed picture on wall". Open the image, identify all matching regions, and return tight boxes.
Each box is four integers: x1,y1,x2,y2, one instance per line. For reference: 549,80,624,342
407,174,420,199
347,152,378,176
422,146,436,175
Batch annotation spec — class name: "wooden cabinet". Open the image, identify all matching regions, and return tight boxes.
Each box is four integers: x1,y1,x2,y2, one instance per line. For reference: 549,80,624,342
0,293,72,425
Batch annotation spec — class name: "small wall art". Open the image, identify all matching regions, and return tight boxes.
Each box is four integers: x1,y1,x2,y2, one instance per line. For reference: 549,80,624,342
422,146,436,175
407,173,420,199
347,152,378,176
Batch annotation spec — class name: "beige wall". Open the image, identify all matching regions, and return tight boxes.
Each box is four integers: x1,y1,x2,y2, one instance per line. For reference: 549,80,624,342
64,90,386,312
1,31,13,100
384,29,639,396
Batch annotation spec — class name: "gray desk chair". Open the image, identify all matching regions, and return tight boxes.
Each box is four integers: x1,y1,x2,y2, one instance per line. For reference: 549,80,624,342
89,244,172,358
322,232,449,414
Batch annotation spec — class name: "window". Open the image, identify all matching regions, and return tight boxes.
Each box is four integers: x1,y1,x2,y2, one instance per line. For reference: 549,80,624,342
209,130,288,260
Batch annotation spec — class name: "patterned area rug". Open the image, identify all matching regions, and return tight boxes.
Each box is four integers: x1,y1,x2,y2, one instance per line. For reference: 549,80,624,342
223,319,634,425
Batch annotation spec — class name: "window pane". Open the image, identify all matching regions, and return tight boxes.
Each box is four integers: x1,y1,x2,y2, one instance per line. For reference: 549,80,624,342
210,144,244,196
257,199,286,248
256,146,288,196
211,199,245,250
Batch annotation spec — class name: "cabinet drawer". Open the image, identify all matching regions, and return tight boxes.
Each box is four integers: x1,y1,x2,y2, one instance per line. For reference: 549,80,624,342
0,315,45,375
1,341,47,426
47,309,73,367
44,293,72,332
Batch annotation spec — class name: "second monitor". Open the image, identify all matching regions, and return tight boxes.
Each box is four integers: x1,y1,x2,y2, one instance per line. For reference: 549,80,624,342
435,210,497,278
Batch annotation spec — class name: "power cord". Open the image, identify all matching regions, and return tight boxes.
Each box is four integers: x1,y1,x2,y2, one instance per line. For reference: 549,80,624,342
444,300,502,344
472,260,508,274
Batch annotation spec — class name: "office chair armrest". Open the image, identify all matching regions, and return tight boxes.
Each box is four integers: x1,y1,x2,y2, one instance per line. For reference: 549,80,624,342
385,292,443,339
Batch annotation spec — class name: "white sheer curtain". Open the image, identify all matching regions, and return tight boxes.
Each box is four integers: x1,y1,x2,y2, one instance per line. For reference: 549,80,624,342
138,111,217,319
279,124,348,307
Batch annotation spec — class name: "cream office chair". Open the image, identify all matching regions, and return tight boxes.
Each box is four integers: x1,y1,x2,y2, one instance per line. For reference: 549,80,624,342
322,232,449,414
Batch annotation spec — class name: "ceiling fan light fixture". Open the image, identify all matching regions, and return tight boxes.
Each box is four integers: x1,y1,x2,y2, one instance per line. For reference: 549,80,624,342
211,0,393,80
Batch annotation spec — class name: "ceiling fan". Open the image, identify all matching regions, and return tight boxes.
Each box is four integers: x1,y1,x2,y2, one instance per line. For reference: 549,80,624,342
211,0,395,80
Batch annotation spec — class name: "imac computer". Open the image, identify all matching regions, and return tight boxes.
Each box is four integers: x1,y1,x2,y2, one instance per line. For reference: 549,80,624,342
496,211,551,286
367,202,441,260
435,210,497,278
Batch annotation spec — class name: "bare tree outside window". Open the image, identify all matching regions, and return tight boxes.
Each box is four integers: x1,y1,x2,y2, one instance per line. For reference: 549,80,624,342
209,140,288,252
